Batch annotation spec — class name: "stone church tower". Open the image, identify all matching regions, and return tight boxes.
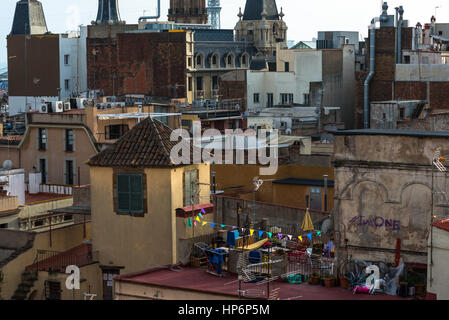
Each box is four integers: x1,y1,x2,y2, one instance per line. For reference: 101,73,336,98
235,0,288,56
168,0,208,24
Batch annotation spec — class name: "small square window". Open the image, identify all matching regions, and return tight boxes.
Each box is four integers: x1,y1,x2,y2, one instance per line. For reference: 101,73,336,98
254,93,260,103
64,55,70,65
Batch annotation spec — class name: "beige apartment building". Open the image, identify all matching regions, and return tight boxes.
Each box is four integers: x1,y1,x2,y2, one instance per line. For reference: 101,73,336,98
88,117,213,278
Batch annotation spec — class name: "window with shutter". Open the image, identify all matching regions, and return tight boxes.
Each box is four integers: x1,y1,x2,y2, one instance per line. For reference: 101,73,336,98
117,174,144,214
183,170,199,207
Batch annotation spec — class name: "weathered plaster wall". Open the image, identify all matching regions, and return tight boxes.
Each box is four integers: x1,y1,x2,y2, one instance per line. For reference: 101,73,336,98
333,134,449,265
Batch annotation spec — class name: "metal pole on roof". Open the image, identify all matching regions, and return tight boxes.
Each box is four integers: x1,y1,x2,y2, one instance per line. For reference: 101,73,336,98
324,175,328,213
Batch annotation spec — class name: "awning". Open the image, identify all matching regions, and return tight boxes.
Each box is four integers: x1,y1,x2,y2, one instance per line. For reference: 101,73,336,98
176,203,214,218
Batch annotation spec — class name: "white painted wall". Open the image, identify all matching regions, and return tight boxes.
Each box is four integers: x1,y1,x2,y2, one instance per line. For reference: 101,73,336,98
428,226,449,300
247,50,322,111
0,170,26,205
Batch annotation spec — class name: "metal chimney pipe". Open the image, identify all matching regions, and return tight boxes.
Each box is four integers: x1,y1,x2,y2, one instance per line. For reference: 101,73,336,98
364,17,379,129
397,6,404,64
139,0,161,22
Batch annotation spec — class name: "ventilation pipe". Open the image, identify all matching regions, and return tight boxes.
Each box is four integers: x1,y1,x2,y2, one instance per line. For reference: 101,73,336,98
397,6,404,63
363,17,380,129
139,0,161,22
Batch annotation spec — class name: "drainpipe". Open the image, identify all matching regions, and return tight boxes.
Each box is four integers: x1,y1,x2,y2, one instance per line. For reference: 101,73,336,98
363,17,379,129
138,0,161,22
395,7,399,63
397,6,404,64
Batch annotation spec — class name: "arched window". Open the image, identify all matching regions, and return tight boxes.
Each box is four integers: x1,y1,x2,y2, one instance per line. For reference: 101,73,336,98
240,53,249,68
226,53,235,68
196,54,204,68
211,53,220,68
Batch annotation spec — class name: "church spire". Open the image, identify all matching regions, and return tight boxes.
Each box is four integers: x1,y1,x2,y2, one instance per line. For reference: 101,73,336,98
242,0,280,21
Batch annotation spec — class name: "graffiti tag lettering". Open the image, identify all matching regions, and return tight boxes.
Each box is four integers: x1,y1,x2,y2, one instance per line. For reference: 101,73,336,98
349,216,400,231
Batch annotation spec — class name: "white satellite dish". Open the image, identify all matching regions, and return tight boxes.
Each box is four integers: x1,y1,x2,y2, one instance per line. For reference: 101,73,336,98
3,160,13,170
321,217,333,235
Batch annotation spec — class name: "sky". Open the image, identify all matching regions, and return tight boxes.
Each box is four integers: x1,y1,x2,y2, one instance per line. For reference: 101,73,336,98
0,0,448,69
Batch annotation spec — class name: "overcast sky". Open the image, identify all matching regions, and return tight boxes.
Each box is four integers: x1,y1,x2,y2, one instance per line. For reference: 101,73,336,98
0,0,447,68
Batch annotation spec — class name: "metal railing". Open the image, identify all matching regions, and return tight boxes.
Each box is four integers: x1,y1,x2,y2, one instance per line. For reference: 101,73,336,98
27,249,95,273
183,99,243,112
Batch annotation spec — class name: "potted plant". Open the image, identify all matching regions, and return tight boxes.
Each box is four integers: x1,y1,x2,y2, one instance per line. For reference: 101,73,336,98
323,275,336,288
310,273,320,285
339,275,351,290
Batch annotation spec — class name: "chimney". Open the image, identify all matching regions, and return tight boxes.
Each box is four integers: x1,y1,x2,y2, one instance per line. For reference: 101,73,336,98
11,0,48,35
94,0,122,25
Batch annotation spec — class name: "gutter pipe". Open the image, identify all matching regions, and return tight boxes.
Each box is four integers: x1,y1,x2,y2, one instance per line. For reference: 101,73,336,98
397,6,404,63
138,0,161,22
364,17,379,129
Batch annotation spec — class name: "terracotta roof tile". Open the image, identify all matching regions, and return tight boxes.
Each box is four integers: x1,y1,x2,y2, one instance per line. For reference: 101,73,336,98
88,117,195,168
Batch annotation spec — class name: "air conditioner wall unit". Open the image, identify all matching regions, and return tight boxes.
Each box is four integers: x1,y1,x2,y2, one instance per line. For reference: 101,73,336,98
64,102,71,112
53,101,64,113
39,104,49,114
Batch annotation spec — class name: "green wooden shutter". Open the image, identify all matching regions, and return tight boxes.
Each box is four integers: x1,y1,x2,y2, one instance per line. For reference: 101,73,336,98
117,174,143,214
117,175,130,213
130,175,143,213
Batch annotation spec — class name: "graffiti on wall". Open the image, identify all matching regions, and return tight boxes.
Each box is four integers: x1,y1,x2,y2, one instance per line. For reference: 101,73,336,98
349,216,400,231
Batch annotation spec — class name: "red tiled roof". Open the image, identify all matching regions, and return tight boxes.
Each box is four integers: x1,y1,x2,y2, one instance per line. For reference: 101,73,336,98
26,243,92,272
175,203,214,218
25,192,71,205
115,266,408,300
88,117,196,168
0,136,22,146
433,218,449,233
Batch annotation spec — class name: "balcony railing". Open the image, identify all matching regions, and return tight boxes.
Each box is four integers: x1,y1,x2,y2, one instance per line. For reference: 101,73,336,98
183,99,244,112
27,248,98,273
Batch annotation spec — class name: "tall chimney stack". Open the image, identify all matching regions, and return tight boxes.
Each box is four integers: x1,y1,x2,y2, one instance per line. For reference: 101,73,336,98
94,0,122,25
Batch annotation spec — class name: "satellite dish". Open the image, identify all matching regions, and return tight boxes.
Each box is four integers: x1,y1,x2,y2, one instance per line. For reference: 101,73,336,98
3,160,13,170
321,217,333,235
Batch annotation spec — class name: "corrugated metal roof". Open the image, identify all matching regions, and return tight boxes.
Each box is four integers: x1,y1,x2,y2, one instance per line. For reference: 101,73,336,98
273,178,334,187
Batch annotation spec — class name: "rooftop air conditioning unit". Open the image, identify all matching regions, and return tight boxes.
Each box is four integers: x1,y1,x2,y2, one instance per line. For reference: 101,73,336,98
76,98,88,109
39,104,49,113
53,101,64,113
106,103,112,109
64,102,71,112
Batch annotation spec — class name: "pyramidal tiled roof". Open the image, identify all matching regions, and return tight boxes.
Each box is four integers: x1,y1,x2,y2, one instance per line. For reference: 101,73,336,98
88,117,194,168
243,0,279,21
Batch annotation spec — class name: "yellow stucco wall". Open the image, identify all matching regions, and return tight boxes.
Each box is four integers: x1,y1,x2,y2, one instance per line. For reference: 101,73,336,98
90,163,211,274
212,164,334,210
28,263,102,300
0,222,91,299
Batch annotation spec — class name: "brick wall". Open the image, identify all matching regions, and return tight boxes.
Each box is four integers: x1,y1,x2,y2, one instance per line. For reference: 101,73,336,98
87,31,187,98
